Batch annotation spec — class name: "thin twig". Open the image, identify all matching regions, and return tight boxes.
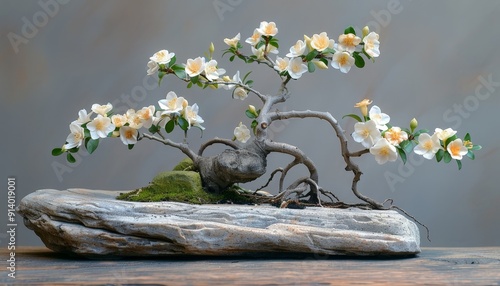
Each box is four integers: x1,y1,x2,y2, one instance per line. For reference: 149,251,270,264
255,168,283,192
198,137,239,156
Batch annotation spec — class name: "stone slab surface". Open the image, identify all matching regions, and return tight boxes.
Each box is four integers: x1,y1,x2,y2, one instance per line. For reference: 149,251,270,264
17,189,421,257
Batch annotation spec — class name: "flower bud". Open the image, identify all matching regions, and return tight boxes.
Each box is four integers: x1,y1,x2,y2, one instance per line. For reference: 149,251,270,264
304,34,312,50
248,105,258,117
410,118,418,132
209,42,215,55
362,26,370,38
312,59,328,70
354,99,372,117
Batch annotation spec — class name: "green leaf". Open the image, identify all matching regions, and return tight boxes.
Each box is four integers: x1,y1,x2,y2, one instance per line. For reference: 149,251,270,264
251,120,258,134
255,41,265,50
242,71,252,83
466,150,475,160
323,48,336,54
84,128,90,139
177,116,189,131
456,160,462,170
470,144,482,151
245,109,257,119
436,149,445,162
245,80,254,87
165,119,175,133
353,52,365,68
397,147,407,164
342,114,362,122
229,55,235,62
87,139,99,154
445,135,458,147
66,153,76,163
344,26,356,35
307,61,316,73
237,54,247,62
464,133,471,142
158,71,166,86
269,39,279,49
413,129,429,138
443,151,452,163
190,75,199,84
168,55,176,67
305,50,318,61
173,68,186,79
319,58,328,66
128,144,134,150
187,82,193,88
68,147,79,153
148,125,160,134
52,148,64,156
400,140,416,154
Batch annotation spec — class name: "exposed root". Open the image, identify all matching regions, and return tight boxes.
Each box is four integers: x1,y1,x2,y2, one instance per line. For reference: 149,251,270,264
391,205,431,242
255,168,283,193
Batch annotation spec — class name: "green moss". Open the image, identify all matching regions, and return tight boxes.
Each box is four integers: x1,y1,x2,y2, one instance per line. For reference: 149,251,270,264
117,168,256,204
172,157,195,171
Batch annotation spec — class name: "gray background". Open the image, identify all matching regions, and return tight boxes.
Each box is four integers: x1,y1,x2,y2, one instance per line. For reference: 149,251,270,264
1,0,499,247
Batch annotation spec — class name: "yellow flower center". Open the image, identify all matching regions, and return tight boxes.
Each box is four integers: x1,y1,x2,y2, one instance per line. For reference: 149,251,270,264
124,129,134,139
140,110,151,120
168,99,177,110
338,54,348,66
95,119,105,131
379,147,390,156
252,33,260,42
74,132,83,141
188,61,201,74
449,144,461,156
293,42,301,51
464,140,473,149
291,63,301,73
342,35,355,47
424,140,433,151
389,132,399,142
316,37,328,50
206,65,217,73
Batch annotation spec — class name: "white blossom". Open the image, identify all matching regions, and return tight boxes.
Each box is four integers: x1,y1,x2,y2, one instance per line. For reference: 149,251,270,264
234,122,251,143
286,57,308,79
119,126,138,145
87,115,115,139
64,122,84,149
370,138,398,164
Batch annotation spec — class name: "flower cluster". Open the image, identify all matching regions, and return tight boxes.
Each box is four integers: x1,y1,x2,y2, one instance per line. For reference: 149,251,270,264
348,99,481,169
223,22,380,79
146,48,230,90
52,92,204,162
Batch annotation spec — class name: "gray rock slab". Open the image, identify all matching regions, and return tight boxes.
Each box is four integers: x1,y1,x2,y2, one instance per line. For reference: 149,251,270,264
17,188,421,257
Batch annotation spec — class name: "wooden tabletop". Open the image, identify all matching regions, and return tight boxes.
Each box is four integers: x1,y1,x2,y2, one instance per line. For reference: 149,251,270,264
2,247,499,285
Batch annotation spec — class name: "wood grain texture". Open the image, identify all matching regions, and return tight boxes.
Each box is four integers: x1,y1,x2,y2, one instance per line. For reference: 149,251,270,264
2,247,499,285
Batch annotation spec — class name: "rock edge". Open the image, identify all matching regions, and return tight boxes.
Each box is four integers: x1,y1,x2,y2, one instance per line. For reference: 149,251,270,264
18,188,421,257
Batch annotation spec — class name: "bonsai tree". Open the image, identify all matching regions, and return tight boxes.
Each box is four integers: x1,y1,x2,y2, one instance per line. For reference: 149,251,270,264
52,21,481,212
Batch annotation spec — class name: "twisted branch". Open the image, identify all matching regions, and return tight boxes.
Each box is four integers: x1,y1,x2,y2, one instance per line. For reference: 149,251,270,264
198,137,239,156
268,109,384,209
141,133,198,162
